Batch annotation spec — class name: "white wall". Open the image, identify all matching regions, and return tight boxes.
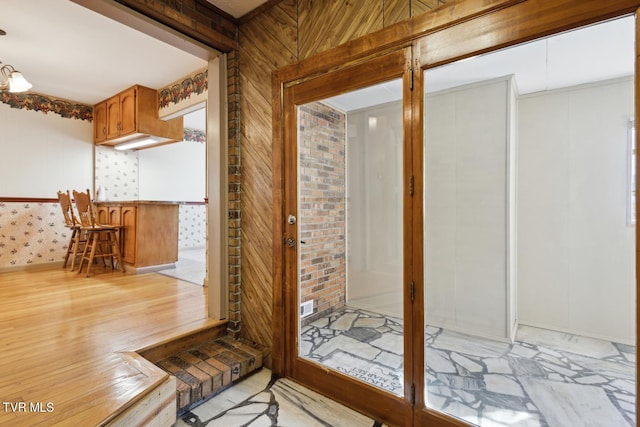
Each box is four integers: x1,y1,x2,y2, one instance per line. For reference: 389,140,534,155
0,103,93,197
138,139,205,202
346,102,404,305
518,77,635,344
424,76,517,342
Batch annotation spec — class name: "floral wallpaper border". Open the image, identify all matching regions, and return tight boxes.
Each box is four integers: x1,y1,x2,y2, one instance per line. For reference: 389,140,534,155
0,91,93,121
0,69,208,121
159,70,208,108
184,127,206,143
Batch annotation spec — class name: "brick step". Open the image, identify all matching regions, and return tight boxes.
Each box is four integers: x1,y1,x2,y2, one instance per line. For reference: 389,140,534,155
152,335,266,414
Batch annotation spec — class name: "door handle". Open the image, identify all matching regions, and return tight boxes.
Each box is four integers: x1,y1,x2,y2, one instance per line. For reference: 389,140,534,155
285,237,306,247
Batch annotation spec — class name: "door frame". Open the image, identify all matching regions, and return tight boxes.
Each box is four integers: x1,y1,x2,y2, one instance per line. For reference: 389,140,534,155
278,48,414,427
272,1,640,425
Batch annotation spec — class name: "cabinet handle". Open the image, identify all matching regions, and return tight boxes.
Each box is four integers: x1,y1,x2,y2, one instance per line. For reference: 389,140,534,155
117,121,121,131
102,127,106,136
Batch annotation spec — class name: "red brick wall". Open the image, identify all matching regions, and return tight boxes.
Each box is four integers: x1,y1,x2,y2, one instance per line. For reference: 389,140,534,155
227,49,242,335
298,102,346,322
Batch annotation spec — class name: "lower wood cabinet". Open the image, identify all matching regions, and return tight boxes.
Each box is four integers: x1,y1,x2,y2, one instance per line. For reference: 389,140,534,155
96,201,178,269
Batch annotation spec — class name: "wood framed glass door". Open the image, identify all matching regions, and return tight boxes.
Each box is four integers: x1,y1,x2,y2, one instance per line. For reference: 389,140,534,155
413,4,638,427
274,4,639,427
280,47,416,426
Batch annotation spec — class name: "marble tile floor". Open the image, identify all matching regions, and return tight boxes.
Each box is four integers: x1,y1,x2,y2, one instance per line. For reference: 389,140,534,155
158,246,205,285
300,306,636,427
176,368,386,427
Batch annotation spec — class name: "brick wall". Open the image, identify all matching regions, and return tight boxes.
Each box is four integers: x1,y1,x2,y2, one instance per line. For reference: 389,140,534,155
298,102,347,323
227,49,242,336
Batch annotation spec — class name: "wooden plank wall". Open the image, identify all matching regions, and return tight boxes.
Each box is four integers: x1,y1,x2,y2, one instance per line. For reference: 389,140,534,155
238,0,298,367
238,0,448,367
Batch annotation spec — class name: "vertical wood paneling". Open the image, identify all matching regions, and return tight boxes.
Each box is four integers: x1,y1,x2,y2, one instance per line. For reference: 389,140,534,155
298,0,384,60
239,0,298,367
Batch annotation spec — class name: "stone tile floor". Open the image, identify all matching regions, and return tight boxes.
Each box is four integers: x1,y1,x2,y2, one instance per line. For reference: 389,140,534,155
300,306,636,427
176,368,385,427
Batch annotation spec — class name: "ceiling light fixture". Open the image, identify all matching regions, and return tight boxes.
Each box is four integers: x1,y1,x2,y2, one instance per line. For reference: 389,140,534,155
0,62,32,93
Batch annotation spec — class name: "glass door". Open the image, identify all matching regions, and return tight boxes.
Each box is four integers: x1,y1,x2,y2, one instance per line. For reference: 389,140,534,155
419,16,636,427
282,48,415,426
297,81,404,394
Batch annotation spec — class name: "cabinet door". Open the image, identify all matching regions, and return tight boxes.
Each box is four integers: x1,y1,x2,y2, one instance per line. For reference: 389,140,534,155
108,207,122,225
106,96,120,139
96,206,109,225
121,206,137,264
93,102,107,143
119,87,137,136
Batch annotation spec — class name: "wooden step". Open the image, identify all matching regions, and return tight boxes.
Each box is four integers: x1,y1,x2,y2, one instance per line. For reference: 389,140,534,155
144,335,266,414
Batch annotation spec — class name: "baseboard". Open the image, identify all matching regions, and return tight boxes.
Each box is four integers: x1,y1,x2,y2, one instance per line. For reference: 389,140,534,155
426,318,513,344
0,261,63,273
123,263,176,275
517,320,635,346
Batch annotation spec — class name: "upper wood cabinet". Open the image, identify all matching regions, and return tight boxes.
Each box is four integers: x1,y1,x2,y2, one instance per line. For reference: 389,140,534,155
94,101,107,143
93,85,183,148
118,87,137,136
106,94,122,139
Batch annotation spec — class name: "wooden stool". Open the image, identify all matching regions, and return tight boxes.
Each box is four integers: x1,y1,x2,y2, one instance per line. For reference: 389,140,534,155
72,189,125,277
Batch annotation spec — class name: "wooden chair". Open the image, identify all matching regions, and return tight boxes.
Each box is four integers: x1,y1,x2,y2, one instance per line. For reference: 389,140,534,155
72,189,125,277
57,190,83,269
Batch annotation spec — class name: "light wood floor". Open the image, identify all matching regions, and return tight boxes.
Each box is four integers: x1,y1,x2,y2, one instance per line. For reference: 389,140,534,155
0,265,223,426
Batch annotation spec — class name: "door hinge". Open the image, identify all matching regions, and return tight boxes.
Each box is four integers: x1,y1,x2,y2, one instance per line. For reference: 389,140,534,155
410,280,415,303
410,384,415,405
410,68,414,91
409,175,414,196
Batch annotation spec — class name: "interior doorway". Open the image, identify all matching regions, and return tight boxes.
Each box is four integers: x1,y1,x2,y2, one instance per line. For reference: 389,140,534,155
154,107,208,286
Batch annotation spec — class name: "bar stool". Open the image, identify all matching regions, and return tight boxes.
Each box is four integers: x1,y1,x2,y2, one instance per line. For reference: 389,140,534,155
56,190,86,270
72,189,125,277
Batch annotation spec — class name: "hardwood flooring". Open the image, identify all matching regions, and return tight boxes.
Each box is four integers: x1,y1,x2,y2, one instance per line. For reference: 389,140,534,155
0,266,224,426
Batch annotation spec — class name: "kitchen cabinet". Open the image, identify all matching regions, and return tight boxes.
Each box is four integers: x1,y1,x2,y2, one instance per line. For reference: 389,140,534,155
94,101,107,143
106,94,121,140
93,85,183,148
96,201,178,271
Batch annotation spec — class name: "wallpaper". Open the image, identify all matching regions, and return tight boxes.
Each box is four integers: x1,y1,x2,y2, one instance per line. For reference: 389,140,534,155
0,92,92,121
179,204,206,249
0,201,207,269
0,202,68,269
94,145,140,201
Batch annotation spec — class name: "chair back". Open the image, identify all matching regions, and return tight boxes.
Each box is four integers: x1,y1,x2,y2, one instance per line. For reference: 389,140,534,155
73,189,97,228
57,190,77,227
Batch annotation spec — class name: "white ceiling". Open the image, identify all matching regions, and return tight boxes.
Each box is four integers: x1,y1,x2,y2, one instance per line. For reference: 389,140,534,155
1,1,268,131
206,0,269,18
327,16,635,111
1,0,211,106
